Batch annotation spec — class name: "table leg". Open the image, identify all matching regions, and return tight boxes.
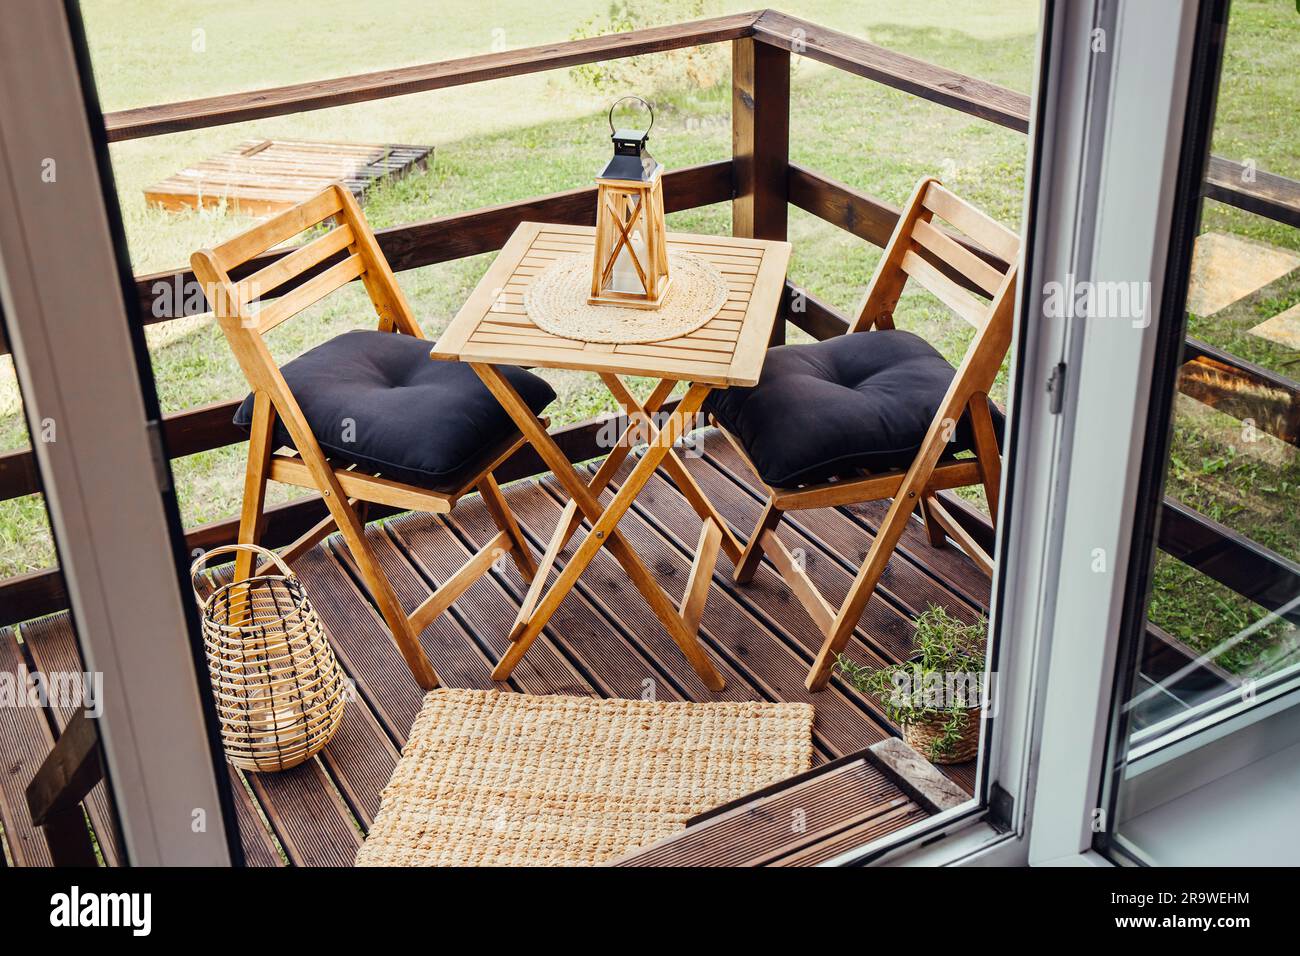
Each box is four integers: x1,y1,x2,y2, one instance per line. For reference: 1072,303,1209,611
508,499,576,640
599,373,745,564
471,364,724,691
555,377,676,547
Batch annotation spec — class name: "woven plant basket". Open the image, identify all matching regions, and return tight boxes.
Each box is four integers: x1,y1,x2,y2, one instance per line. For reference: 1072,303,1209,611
191,544,346,772
902,707,981,765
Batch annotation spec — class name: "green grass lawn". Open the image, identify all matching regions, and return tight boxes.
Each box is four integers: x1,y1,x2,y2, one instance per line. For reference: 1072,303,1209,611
1,0,1295,676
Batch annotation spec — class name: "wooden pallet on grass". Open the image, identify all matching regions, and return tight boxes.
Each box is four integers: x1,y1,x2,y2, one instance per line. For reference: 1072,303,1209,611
145,139,431,216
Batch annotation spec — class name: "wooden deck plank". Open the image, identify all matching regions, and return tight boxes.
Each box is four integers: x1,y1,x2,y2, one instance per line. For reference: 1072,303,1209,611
615,756,922,866
200,539,430,865
3,430,994,866
211,551,394,864
703,443,987,619
533,470,889,758
592,461,901,751
840,496,993,609
749,796,920,866
446,476,879,762
19,615,123,866
692,438,983,793
249,546,408,863
384,508,597,699
451,480,761,705
707,429,987,595
329,527,513,702
316,699,399,829
248,758,363,866
290,545,428,740
703,436,990,615
223,770,286,868
675,447,928,660
0,628,54,866
15,607,283,867
616,758,874,865
623,450,919,667
772,802,928,866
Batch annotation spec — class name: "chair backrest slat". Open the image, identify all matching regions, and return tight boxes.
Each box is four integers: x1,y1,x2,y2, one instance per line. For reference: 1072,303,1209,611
239,223,356,306
920,182,1019,265
254,252,365,334
192,183,424,457
850,176,1021,432
855,177,1020,334
211,187,344,268
910,218,1005,297
194,182,421,346
899,249,987,329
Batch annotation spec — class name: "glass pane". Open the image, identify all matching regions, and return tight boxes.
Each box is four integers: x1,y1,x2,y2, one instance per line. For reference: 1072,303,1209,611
1104,0,1300,865
0,304,124,866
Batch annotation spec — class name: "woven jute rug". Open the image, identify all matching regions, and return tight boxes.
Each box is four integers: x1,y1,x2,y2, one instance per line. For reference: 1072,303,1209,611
524,251,728,344
355,689,814,867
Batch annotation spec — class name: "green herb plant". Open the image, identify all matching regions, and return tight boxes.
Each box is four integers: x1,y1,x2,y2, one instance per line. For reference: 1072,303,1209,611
837,605,987,760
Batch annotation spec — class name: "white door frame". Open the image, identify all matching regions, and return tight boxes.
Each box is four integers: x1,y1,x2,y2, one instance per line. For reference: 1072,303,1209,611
1018,0,1204,866
0,3,234,865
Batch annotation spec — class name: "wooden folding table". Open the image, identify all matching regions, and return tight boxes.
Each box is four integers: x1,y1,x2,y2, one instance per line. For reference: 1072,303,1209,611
431,222,792,690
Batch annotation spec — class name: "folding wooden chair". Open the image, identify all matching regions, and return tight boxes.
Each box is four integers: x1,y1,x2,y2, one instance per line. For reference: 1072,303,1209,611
192,184,554,690
705,177,1020,691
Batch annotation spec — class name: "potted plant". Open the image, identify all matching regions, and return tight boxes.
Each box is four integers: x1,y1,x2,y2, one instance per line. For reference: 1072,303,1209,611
837,605,987,764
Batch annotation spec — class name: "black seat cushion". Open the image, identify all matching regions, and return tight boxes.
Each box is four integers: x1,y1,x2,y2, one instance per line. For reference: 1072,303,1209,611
233,329,555,490
704,329,996,488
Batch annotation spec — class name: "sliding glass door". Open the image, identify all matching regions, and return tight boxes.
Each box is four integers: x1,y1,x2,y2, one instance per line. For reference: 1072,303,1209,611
1098,0,1300,866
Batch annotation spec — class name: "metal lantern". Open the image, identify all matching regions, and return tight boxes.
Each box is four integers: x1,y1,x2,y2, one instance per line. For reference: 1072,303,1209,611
589,96,671,309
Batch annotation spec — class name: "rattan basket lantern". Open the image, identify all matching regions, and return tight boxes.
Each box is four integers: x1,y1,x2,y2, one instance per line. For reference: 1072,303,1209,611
191,544,347,772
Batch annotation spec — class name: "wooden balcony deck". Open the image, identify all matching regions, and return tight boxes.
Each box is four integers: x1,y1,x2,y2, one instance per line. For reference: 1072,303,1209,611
0,428,987,867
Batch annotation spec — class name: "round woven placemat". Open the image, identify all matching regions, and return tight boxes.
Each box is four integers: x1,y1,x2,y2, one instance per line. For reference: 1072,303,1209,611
525,251,728,344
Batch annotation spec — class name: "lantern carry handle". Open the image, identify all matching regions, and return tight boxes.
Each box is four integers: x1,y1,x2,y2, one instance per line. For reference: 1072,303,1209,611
608,95,654,137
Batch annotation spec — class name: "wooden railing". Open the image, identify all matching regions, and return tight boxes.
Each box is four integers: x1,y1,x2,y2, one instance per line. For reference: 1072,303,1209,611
25,710,104,867
3,8,1297,645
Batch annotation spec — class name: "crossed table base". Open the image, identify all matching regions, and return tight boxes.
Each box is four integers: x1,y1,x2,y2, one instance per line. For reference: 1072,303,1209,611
474,365,744,691
429,222,791,692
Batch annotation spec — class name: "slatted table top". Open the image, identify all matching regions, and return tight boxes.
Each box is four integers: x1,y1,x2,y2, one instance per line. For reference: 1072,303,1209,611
430,222,792,387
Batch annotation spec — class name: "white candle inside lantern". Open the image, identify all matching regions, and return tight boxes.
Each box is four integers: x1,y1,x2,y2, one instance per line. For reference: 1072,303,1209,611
610,228,648,294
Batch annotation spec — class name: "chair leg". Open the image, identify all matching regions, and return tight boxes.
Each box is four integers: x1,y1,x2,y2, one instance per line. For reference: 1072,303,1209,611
234,391,274,583
477,474,537,583
330,493,440,690
806,490,917,692
968,396,1002,525
734,498,781,584
919,496,948,548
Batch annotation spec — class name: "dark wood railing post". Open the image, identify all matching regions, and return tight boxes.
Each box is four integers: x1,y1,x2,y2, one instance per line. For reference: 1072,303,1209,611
732,36,790,344
26,710,105,867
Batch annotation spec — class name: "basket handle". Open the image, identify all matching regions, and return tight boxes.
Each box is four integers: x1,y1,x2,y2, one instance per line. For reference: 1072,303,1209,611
190,544,293,604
